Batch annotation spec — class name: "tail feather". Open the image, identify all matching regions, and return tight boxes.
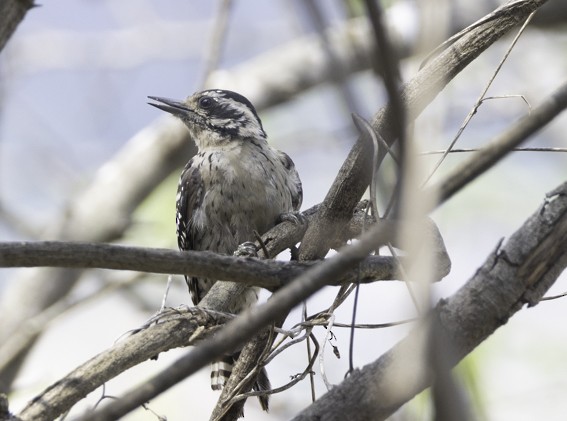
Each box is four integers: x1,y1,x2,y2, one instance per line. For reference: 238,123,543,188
210,354,271,411
210,357,233,391
254,367,271,412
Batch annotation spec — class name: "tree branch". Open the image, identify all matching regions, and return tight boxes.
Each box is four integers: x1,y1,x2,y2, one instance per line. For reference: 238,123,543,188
0,11,384,391
0,0,35,53
3,2,556,416
291,181,567,421
21,217,400,421
0,118,195,391
429,77,567,207
298,0,548,260
17,307,232,421
0,241,436,290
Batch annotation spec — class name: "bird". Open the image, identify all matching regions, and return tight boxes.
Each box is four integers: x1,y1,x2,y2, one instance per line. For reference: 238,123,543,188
148,89,303,410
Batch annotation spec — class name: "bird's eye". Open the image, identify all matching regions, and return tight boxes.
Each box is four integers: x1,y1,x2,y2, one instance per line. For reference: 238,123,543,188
198,97,213,109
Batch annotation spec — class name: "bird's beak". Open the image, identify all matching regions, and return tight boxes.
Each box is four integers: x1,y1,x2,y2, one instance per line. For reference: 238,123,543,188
147,96,192,117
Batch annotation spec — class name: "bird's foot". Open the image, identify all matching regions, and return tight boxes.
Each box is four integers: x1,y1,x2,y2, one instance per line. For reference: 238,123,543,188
234,241,259,258
278,211,307,225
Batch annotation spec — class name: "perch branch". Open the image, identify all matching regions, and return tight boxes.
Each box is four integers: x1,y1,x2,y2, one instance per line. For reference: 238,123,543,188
298,0,546,260
292,180,567,421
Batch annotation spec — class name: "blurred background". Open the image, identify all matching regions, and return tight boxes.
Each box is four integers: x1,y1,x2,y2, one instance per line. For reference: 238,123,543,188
1,0,567,420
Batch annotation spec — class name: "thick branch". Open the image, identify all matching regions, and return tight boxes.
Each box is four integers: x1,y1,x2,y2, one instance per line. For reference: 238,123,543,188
28,219,399,421
17,307,232,421
292,181,567,421
0,0,34,53
0,13,382,390
0,208,451,289
0,219,449,419
0,119,195,391
6,0,552,416
0,241,427,290
298,0,547,260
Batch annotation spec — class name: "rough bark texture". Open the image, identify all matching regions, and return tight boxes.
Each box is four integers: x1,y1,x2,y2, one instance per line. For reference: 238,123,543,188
17,307,232,421
0,0,34,53
0,14,374,392
292,182,567,421
1,0,556,419
298,0,546,261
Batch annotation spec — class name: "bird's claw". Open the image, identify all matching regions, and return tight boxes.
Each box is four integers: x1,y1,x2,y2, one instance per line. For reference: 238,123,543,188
234,241,259,257
278,211,307,225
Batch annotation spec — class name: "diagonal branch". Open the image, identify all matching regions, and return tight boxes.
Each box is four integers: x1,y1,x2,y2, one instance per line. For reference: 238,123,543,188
292,181,567,421
14,1,553,417
35,177,567,421
298,0,548,260
70,73,567,420
429,78,567,207
0,0,35,53
6,2,556,416
0,12,383,391
16,307,233,421
21,219,400,421
7,67,567,412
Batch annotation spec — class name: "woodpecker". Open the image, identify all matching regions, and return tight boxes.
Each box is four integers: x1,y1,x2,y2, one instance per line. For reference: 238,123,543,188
148,89,302,410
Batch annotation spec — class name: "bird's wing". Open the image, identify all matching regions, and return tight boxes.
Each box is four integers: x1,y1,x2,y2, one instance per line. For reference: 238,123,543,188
176,157,206,304
277,151,303,211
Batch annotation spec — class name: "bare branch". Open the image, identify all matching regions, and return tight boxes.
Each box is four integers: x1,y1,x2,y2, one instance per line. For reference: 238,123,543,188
0,0,35,53
0,13,381,389
17,307,232,421
63,175,567,421
292,181,567,421
200,0,233,89
421,147,567,155
298,0,547,260
0,118,194,390
0,239,450,288
51,217,401,421
429,78,567,209
422,9,537,185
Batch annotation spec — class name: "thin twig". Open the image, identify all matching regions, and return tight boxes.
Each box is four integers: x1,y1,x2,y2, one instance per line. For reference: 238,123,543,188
303,303,317,402
481,94,532,112
541,291,567,301
228,333,319,402
319,313,336,391
347,275,360,376
421,147,567,155
429,78,567,208
159,274,174,313
331,318,416,329
264,327,312,365
199,0,233,89
422,10,537,187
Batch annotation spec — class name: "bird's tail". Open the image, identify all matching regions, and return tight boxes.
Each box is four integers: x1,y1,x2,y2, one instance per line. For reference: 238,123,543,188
253,366,271,411
210,355,271,411
210,355,233,390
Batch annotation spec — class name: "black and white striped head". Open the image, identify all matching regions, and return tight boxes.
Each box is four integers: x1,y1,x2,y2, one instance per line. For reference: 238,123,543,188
148,89,266,148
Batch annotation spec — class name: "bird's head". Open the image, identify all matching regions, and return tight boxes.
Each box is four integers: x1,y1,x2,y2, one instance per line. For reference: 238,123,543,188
148,89,266,148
